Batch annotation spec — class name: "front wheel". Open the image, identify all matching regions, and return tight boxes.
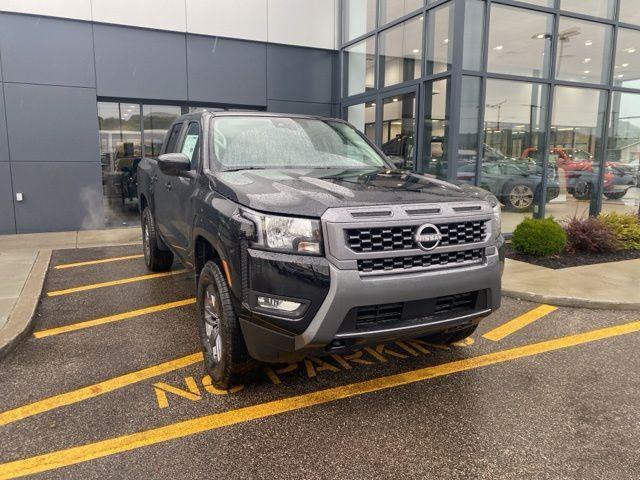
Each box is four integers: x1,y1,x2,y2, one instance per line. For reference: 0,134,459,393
420,324,478,345
142,207,174,271
197,261,255,389
572,180,593,200
504,184,535,212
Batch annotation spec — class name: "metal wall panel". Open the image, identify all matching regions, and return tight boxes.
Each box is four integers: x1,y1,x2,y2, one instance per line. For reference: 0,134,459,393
11,162,103,233
266,44,334,103
94,24,188,100
4,83,99,163
0,85,9,162
267,100,333,117
187,35,267,106
0,14,95,87
0,163,16,234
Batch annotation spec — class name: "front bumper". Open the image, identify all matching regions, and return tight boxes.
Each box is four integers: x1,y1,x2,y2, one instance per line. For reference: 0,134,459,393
240,245,502,363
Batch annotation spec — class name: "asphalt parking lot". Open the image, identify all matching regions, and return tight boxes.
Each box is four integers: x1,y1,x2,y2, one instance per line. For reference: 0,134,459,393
0,244,639,479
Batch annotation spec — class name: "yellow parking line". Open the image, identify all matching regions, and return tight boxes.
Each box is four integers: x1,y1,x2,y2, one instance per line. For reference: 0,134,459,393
33,298,196,339
54,254,144,270
1,319,639,479
46,269,188,297
0,352,203,428
482,304,558,342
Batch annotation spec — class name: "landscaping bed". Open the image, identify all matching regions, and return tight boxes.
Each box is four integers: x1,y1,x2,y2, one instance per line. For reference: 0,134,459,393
505,242,640,269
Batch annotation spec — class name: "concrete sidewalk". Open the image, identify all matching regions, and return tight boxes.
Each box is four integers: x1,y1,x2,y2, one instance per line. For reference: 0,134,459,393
503,258,640,310
0,228,141,357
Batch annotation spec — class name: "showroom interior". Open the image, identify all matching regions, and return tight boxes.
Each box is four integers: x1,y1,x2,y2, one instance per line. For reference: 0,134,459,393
0,0,638,235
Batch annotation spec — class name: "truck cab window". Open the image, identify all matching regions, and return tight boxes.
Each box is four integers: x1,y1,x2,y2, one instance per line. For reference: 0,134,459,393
180,122,200,169
164,123,183,154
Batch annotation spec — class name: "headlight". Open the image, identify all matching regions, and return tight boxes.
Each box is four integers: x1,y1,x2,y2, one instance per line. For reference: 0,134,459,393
242,210,322,255
488,196,501,236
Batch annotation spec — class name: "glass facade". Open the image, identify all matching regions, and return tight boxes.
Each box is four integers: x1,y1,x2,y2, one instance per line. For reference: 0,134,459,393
340,0,640,233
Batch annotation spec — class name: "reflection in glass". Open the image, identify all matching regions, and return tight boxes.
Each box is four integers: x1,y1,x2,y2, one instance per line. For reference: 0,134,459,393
516,0,554,5
555,17,612,85
381,93,416,170
614,28,640,89
482,80,549,230
457,76,481,185
380,17,423,87
421,78,449,178
426,3,453,75
347,102,377,143
560,0,616,20
603,92,640,214
379,0,422,26
98,102,142,228
619,0,640,26
344,37,375,96
463,0,484,71
142,105,182,158
343,0,376,42
547,86,606,219
487,4,552,78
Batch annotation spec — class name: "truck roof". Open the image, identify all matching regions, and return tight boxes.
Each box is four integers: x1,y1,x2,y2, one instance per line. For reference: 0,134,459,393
177,110,341,123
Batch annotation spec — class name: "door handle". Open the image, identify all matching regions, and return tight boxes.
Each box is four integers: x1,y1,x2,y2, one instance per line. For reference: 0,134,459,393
165,182,172,191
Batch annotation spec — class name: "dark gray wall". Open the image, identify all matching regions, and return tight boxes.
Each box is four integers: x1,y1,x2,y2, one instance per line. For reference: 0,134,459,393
0,12,337,234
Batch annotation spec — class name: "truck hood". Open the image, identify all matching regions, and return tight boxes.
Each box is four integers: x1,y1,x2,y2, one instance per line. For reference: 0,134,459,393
211,168,491,217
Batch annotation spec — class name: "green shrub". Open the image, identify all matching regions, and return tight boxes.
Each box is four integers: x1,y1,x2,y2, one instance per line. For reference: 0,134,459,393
512,217,567,257
599,212,640,250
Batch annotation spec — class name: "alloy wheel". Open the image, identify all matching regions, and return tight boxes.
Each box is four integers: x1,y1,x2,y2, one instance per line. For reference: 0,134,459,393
509,185,534,209
203,285,222,364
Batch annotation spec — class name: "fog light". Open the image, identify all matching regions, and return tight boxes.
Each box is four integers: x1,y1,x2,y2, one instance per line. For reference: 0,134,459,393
257,296,302,312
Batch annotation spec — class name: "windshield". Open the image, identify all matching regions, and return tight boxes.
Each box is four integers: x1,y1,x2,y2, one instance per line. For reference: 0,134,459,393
210,116,387,171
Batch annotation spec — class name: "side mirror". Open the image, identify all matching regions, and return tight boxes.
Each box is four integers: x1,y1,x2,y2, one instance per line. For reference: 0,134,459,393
158,153,191,175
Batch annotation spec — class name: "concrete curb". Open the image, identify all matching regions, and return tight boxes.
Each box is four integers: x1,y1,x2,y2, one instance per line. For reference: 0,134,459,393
503,288,640,311
0,249,51,359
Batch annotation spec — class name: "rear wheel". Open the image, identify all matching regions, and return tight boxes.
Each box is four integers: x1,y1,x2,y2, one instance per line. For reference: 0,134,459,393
572,180,593,200
421,324,478,346
141,207,174,271
604,191,627,200
197,261,255,389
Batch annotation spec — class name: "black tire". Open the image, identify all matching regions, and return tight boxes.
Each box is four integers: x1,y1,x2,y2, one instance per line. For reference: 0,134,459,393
604,191,627,200
197,261,255,389
503,183,535,212
141,207,174,271
420,324,478,346
572,180,593,200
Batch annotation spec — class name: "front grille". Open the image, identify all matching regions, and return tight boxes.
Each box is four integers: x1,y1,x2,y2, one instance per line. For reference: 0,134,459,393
435,292,477,314
355,303,403,329
346,221,487,253
357,248,484,273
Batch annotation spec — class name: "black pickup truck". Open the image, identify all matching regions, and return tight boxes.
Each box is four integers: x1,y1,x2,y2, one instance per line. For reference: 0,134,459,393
138,111,504,388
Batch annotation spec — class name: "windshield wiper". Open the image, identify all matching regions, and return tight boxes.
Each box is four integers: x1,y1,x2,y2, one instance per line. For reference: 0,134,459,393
222,167,270,172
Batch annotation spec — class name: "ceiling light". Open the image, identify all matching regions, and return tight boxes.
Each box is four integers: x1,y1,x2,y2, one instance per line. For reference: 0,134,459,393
412,48,420,54
536,34,545,39
584,40,593,46
622,63,630,67
493,45,503,51
419,16,423,21
625,47,637,53
443,38,449,44
583,58,591,63
583,70,590,74
371,102,376,106
392,98,399,102
618,74,624,78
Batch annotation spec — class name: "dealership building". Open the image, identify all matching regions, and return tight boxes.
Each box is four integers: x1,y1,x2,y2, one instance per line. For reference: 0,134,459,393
0,0,638,235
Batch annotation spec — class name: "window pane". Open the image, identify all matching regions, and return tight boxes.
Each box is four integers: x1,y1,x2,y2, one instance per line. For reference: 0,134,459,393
560,0,616,20
344,37,375,97
487,5,552,78
484,80,549,231
142,105,182,157
426,2,453,75
421,78,449,178
456,76,481,185
181,122,200,169
343,0,376,42
547,86,607,219
556,17,612,85
346,102,377,143
603,92,640,214
379,0,423,26
98,102,142,228
516,0,554,5
620,0,640,26
380,17,423,87
614,28,640,89
463,0,484,71
381,92,416,170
